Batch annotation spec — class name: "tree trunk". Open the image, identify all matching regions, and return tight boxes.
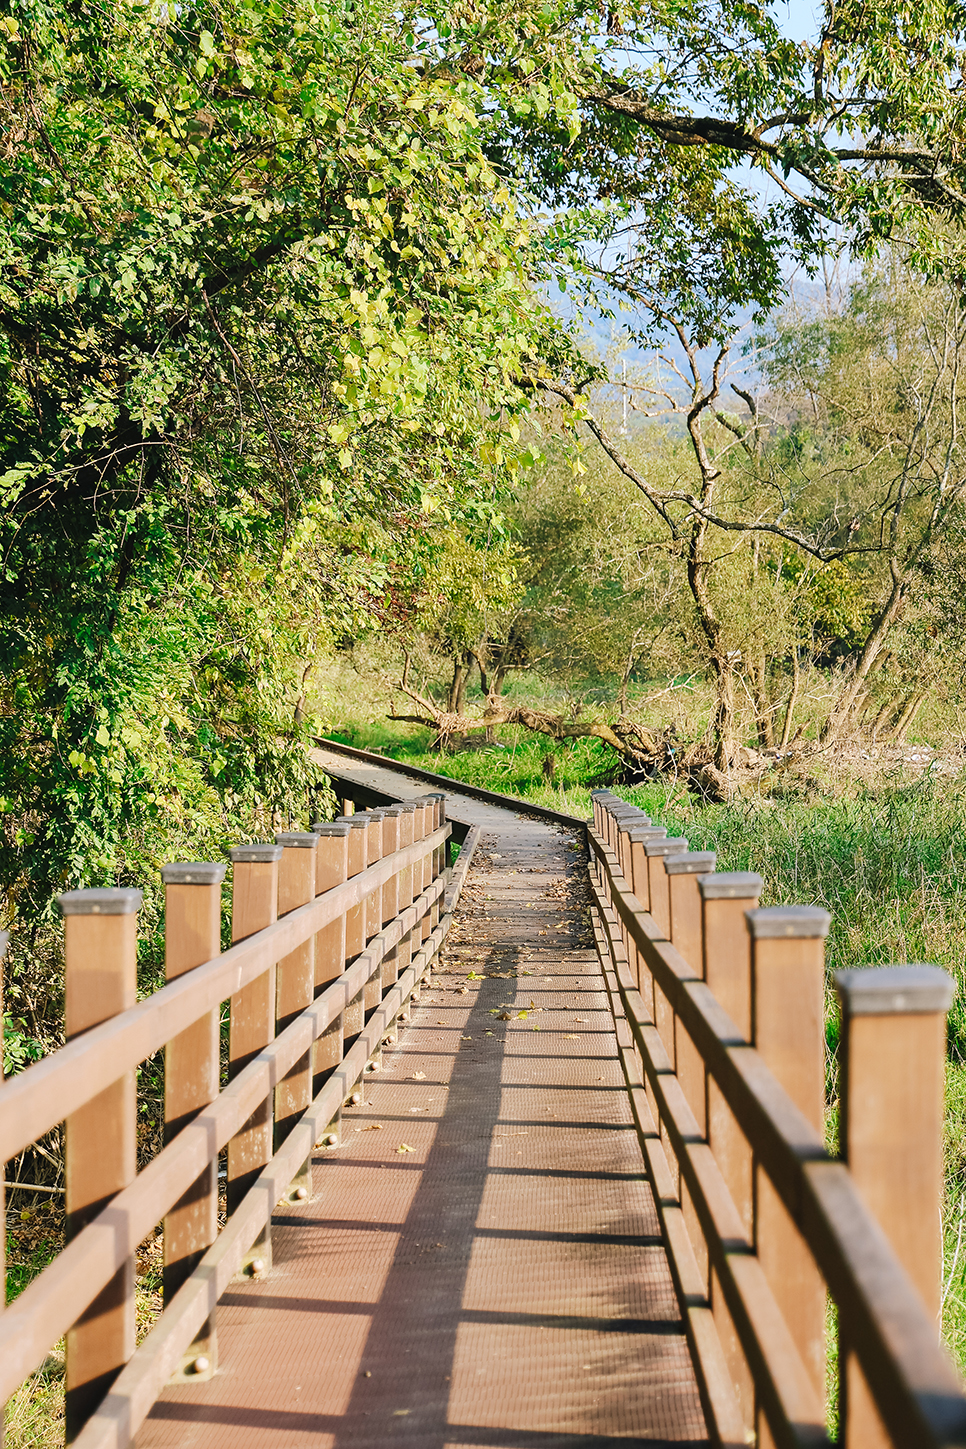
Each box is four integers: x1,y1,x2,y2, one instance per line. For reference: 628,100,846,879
710,653,739,769
820,578,907,745
752,656,776,748
447,656,470,716
890,691,927,745
779,647,801,752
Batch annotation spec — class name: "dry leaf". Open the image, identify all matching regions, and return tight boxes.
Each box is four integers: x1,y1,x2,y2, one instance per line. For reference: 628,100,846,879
357,1123,383,1132
461,1035,472,1041
411,1071,426,1080
397,1143,415,1154
564,1034,579,1040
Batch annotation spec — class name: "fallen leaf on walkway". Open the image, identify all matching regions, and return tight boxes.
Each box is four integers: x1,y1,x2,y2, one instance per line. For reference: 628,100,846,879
397,1143,415,1154
461,1035,473,1041
516,1010,528,1019
493,1010,513,1020
564,1034,579,1040
411,1071,426,1080
357,1124,383,1132
409,1106,429,1113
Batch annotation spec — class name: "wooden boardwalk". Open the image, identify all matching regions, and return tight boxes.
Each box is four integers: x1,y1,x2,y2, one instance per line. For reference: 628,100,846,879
136,755,709,1447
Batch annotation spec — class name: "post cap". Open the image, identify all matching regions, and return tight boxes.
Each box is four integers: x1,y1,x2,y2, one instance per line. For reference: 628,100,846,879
59,888,143,916
274,831,320,849
628,826,667,842
333,815,371,828
665,851,717,875
835,964,955,1015
161,863,227,886
644,836,689,857
311,822,352,837
746,904,831,939
617,814,652,831
698,872,763,900
590,789,615,798
230,844,283,863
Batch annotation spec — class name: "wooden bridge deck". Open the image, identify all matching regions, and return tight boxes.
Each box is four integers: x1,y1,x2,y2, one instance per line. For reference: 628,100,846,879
136,756,708,1448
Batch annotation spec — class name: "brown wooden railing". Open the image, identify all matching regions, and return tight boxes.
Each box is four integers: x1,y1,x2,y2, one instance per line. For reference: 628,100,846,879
0,794,480,1448
588,789,966,1449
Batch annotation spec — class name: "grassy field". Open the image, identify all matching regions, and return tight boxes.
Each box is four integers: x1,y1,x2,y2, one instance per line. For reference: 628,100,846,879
325,713,966,1372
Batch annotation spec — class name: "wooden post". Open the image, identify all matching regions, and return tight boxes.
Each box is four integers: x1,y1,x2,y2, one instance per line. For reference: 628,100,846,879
627,826,665,916
666,854,717,1099
414,799,433,942
614,815,647,977
394,803,417,986
363,810,386,946
363,813,385,1016
311,824,351,1096
590,789,614,836
698,870,762,1439
227,843,281,1284
747,904,831,1437
626,827,664,1014
606,805,640,853
644,837,687,942
60,887,140,1441
835,964,955,1449
161,862,225,1380
380,811,401,989
339,816,369,1046
666,851,716,974
337,815,369,965
383,804,412,986
424,795,443,928
666,851,716,1304
426,793,446,904
273,831,316,1201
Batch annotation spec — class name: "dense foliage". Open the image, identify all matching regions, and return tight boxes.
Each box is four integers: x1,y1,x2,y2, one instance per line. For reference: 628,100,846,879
6,0,966,1008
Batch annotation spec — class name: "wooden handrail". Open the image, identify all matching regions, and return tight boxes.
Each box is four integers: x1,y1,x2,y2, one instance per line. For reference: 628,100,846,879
1,803,475,1445
589,812,966,1448
0,824,448,1164
69,828,482,1449
0,867,449,1399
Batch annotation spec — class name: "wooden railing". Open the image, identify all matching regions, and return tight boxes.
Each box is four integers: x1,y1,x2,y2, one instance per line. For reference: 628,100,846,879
588,789,966,1449
0,794,480,1448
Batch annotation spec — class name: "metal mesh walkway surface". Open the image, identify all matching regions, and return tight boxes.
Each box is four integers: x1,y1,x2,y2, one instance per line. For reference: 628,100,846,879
136,761,709,1447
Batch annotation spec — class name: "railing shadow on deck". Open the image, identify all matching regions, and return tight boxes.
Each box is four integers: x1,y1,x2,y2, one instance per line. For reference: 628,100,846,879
0,790,480,1448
